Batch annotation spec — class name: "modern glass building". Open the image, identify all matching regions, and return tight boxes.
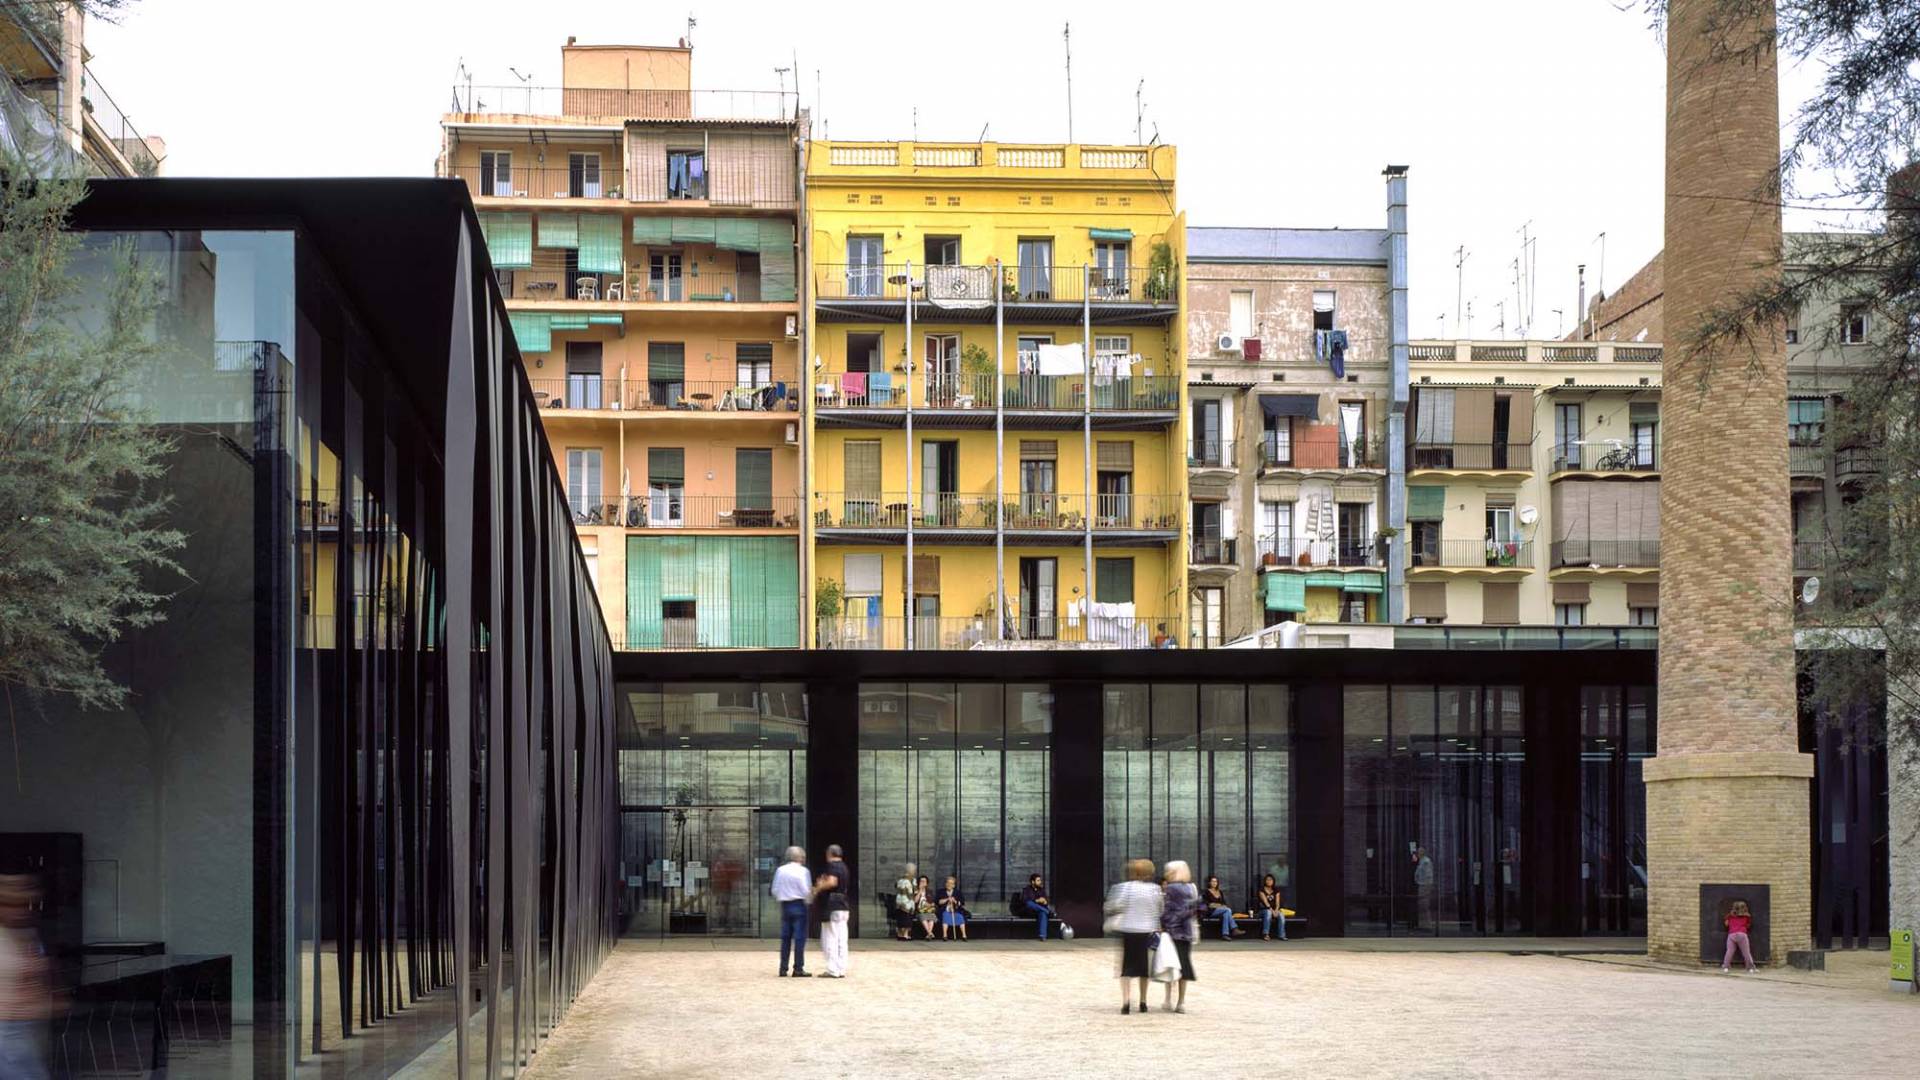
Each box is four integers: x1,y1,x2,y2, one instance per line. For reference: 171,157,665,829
0,179,617,1077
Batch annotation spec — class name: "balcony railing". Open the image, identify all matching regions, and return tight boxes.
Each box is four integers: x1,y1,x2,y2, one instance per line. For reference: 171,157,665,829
1551,440,1659,473
1410,341,1663,365
818,614,1181,650
1789,442,1826,476
1189,440,1236,469
1409,539,1532,569
814,263,1177,305
527,377,799,413
811,492,1179,532
450,84,797,121
1408,440,1535,471
300,488,342,529
1261,432,1376,470
1190,534,1238,566
447,164,621,200
1255,536,1383,568
568,494,802,530
1794,539,1826,571
1550,539,1660,568
82,64,161,176
813,371,1178,412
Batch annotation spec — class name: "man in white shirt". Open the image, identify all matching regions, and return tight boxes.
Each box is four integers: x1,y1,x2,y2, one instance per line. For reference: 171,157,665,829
770,846,813,977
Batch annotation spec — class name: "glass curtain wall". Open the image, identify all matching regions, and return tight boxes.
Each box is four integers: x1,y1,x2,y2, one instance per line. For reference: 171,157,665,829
1580,686,1654,934
1102,685,1292,909
618,684,808,938
1342,685,1526,936
857,684,1052,937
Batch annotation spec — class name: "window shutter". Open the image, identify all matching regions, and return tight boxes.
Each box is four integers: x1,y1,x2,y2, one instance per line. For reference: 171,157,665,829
1552,582,1591,604
670,216,718,244
910,555,940,595
1095,557,1135,603
699,538,733,646
1335,481,1376,503
1627,582,1660,608
1481,582,1520,625
844,553,883,595
631,216,673,245
1408,485,1446,521
1409,582,1448,620
647,342,685,382
1264,573,1306,613
716,217,761,252
763,538,800,647
578,213,625,274
736,448,772,510
1019,439,1058,460
1630,402,1660,423
1455,389,1496,465
647,447,685,485
730,538,769,646
845,440,882,497
508,312,552,354
758,220,797,301
1097,441,1134,470
1502,391,1534,443
538,212,581,249
626,537,664,647
480,212,534,268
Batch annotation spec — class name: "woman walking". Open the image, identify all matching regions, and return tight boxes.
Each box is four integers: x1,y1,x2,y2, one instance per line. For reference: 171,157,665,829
1104,858,1164,1015
1159,861,1201,1013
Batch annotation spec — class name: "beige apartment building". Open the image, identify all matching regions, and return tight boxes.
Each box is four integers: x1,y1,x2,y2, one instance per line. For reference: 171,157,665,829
1185,227,1394,644
1,1,164,176
439,41,807,649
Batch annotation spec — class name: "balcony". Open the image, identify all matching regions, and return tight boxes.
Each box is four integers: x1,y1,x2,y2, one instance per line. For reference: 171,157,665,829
1409,538,1533,570
1550,539,1660,569
568,494,802,530
812,369,1178,427
1260,432,1377,471
1790,442,1826,477
811,492,1180,541
813,263,1177,324
449,84,797,122
1189,439,1237,470
526,377,799,414
817,613,1181,651
448,164,622,201
81,63,162,176
1254,536,1383,569
499,249,792,307
1410,340,1664,365
1550,440,1659,475
1794,538,1827,572
1408,440,1534,473
1190,534,1238,566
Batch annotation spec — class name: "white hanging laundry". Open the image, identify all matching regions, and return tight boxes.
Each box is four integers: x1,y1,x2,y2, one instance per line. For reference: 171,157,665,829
1037,342,1085,376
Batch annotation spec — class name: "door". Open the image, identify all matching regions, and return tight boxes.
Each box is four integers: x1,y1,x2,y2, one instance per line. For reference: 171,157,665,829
565,341,603,409
569,151,602,198
1016,334,1052,407
480,150,512,197
925,236,960,266
650,252,685,302
1337,503,1370,565
566,448,602,523
921,441,958,525
752,808,803,938
1018,557,1057,640
1191,502,1224,563
659,806,754,935
925,334,960,406
1486,506,1516,565
848,235,883,297
649,447,685,527
736,252,762,302
1094,240,1130,297
1192,399,1222,466
1017,238,1053,300
1554,403,1583,472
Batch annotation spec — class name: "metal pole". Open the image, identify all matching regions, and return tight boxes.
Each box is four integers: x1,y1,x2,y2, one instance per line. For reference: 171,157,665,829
904,259,915,651
994,268,1006,642
1082,264,1093,641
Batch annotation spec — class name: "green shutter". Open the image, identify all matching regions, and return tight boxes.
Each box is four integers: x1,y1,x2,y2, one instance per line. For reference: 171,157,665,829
1088,227,1134,241
481,212,533,269
578,213,625,274
1408,485,1446,521
548,315,590,331
538,212,580,249
736,448,772,510
671,216,717,243
730,538,768,647
1303,570,1349,589
716,217,761,252
659,536,697,603
626,537,663,648
586,314,624,326
763,538,799,647
758,218,797,302
648,447,685,485
1264,573,1306,613
647,342,685,382
1095,557,1134,604
508,312,551,353
1342,571,1385,594
632,215,673,245
698,538,732,646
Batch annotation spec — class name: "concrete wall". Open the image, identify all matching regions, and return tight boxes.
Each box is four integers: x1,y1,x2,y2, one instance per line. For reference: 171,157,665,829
561,45,690,92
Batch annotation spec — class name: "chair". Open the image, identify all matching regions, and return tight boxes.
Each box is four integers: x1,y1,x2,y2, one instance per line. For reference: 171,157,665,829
604,280,624,301
575,277,599,301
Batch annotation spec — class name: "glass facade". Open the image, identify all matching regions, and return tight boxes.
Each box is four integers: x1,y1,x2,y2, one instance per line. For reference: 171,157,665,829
617,683,808,938
1580,685,1655,934
856,683,1052,936
1102,684,1292,907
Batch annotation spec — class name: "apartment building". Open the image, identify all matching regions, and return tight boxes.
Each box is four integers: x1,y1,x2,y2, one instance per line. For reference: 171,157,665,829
1404,339,1665,626
1,1,164,176
441,42,807,649
1184,226,1395,645
804,140,1185,649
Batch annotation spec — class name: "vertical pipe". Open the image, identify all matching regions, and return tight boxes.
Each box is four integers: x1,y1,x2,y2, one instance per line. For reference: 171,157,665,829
995,271,1006,641
1384,166,1410,625
904,259,915,650
1082,264,1093,636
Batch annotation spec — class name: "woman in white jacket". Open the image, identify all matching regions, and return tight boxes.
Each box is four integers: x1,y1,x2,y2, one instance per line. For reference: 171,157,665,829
1104,858,1165,1015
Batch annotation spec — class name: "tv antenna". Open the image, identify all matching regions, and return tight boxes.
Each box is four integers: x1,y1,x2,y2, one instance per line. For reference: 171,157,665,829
1454,246,1469,330
685,14,697,48
775,65,791,100
1135,79,1146,144
1063,23,1074,143
1552,308,1565,337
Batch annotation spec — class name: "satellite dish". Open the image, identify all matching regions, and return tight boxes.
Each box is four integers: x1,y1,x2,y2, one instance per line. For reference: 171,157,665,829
1517,505,1539,527
1801,576,1821,605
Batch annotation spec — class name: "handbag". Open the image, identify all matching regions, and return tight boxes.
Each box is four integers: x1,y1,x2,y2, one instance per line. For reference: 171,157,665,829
1150,932,1181,983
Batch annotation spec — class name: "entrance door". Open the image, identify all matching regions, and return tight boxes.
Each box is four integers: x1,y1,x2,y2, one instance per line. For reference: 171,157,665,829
1019,557,1057,640
752,807,803,938
662,806,756,935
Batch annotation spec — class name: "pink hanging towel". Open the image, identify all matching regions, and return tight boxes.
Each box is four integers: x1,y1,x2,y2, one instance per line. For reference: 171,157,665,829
841,371,868,404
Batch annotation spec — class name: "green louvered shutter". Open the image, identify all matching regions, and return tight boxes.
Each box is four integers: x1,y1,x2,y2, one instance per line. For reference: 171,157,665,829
764,539,799,647
1408,485,1446,521
1343,571,1386,594
758,220,796,301
647,342,685,383
1095,557,1134,604
508,312,551,353
730,539,768,647
481,212,533,268
538,212,580,249
716,217,761,252
626,537,663,648
659,535,697,602
671,216,717,244
1303,570,1349,589
736,448,772,511
697,537,732,647
1264,573,1306,613
631,215,674,245
578,213,625,274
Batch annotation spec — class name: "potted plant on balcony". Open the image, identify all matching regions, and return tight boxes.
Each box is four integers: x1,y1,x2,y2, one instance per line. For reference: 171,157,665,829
960,343,993,406
1145,241,1175,302
815,577,845,648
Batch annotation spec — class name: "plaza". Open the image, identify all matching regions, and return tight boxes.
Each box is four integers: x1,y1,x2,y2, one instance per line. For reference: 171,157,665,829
524,940,1908,1079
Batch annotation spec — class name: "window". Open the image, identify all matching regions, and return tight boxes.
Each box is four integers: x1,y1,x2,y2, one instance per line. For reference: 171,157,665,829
847,235,884,297
1554,403,1583,471
1337,503,1371,566
1486,506,1516,546
1191,398,1223,465
662,600,697,647
647,342,685,406
1630,403,1659,469
1410,519,1441,567
564,341,603,409
925,334,960,405
1338,401,1367,467
1190,587,1225,647
1785,304,1801,345
735,448,772,511
1312,290,1336,332
566,448,602,522
1094,240,1130,296
1229,290,1255,341
667,149,706,199
1094,334,1131,359
1259,500,1292,562
1789,398,1826,445
1630,606,1658,626
649,251,684,301
1017,238,1054,299
924,236,960,265
647,447,685,527
1191,502,1226,563
1096,442,1133,526
1339,592,1368,624
568,151,602,198
737,343,773,389
1841,303,1869,345
1095,557,1135,604
1265,415,1293,466
479,150,512,197
1018,442,1056,520
1555,603,1586,627
844,440,882,524
846,332,883,374
1015,334,1052,373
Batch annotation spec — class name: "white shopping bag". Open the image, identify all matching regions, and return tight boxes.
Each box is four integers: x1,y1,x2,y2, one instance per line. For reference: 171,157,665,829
1150,933,1181,983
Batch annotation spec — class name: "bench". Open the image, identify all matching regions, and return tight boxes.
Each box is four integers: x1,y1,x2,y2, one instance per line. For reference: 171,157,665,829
1227,913,1310,939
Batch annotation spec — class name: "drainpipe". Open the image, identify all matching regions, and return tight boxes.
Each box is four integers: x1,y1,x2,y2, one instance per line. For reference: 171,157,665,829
995,269,1006,641
1384,165,1410,624
796,119,811,647
1082,265,1094,636
905,258,915,650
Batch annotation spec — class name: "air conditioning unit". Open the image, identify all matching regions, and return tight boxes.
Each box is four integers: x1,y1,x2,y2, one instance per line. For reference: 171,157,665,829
1217,333,1241,354
1242,337,1263,361
785,422,799,445
785,315,799,340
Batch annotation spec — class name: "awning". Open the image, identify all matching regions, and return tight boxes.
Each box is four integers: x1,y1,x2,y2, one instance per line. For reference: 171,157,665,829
479,211,533,269
1302,571,1348,589
1089,227,1134,241
632,216,672,245
538,212,580,249
1264,573,1306,613
508,312,551,353
1342,571,1385,594
1261,394,1319,420
1408,485,1446,521
578,213,624,274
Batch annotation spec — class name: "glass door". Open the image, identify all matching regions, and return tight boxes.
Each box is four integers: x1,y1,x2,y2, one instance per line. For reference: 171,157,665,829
1019,557,1057,640
650,251,684,301
752,807,803,938
662,806,757,935
847,235,883,297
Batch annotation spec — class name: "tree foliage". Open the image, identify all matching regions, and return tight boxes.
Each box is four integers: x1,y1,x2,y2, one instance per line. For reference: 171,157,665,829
0,160,182,710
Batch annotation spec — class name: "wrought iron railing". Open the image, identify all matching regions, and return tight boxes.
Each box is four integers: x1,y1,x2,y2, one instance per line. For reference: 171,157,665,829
1550,539,1660,568
81,64,161,176
1409,539,1533,569
567,494,801,530
1261,432,1376,469
813,263,1177,305
1190,534,1238,565
1408,440,1535,471
1255,536,1383,568
817,613,1182,650
809,492,1178,532
813,370,1176,411
1551,440,1659,473
447,164,620,200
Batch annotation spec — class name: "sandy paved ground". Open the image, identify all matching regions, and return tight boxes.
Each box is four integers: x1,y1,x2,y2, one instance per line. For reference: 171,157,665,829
523,939,1915,1079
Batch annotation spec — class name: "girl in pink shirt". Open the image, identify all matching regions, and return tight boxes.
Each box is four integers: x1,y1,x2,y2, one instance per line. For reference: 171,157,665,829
1721,900,1757,974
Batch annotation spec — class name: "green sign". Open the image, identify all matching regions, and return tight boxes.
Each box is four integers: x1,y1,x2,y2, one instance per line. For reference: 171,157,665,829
1893,929,1914,985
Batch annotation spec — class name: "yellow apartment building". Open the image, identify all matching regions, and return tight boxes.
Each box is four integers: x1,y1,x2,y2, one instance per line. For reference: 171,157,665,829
1404,339,1664,627
439,42,807,648
805,140,1186,648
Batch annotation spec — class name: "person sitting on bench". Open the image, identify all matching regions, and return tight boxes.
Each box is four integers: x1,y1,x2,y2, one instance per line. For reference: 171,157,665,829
937,876,969,941
1020,873,1059,940
1201,875,1238,940
1253,874,1287,941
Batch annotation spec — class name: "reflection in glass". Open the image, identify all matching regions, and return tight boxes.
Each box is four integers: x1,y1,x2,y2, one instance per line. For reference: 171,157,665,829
1581,685,1653,934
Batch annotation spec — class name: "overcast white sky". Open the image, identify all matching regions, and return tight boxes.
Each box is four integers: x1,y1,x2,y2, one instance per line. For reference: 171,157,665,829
88,0,1834,341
